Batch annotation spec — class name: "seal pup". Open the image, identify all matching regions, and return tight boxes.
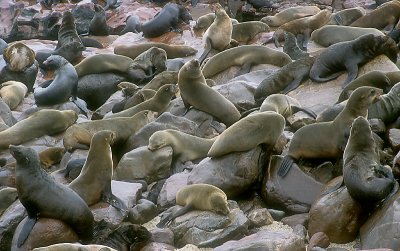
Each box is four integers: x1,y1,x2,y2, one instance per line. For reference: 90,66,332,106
350,1,400,30
120,14,141,35
208,111,285,157
283,31,309,60
157,184,229,227
261,6,321,27
278,86,383,177
254,56,315,104
11,145,93,247
343,116,395,204
39,147,66,169
141,3,192,38
201,45,292,79
69,130,127,212
309,34,397,88
148,129,216,162
89,4,109,36
198,5,234,64
178,59,241,126
0,81,28,110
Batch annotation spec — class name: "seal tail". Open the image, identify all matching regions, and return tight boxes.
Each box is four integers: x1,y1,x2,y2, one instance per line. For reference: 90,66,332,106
17,217,37,248
291,106,317,119
277,155,294,177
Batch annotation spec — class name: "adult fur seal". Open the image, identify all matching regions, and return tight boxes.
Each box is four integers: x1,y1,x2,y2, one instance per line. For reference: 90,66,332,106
56,11,83,51
193,13,238,31
120,14,141,35
272,9,331,49
198,6,234,64
208,111,285,157
74,54,134,77
89,4,109,36
278,86,383,177
309,34,398,87
114,42,197,59
311,25,385,47
0,109,77,149
178,59,241,126
10,145,93,247
343,116,395,204
63,110,155,151
141,3,192,38
34,55,78,106
201,45,292,79
69,130,127,212
105,84,177,119
112,89,155,113
261,6,321,27
3,42,35,72
0,81,27,110
32,243,117,251
254,56,314,105
148,129,215,162
36,41,86,67
283,32,309,60
231,21,270,44
327,7,366,26
157,184,229,227
350,1,400,30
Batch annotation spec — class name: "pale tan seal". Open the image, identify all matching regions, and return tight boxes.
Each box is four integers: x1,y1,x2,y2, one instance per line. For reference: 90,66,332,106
39,147,66,169
0,81,28,110
261,6,321,27
0,109,77,149
3,42,35,72
114,42,197,59
178,59,241,126
208,111,285,157
148,129,216,162
350,1,400,30
32,243,117,251
201,45,292,79
193,13,239,31
157,184,229,227
231,21,270,43
74,54,134,77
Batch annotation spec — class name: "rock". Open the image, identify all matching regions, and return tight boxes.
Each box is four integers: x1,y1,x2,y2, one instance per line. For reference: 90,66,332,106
11,217,79,251
309,161,335,184
188,147,263,198
247,208,274,228
157,171,190,210
314,0,333,5
236,191,267,214
213,80,258,111
261,155,324,213
308,232,330,250
0,98,16,127
127,199,158,225
169,201,249,248
0,200,26,250
140,242,175,251
293,224,307,240
150,227,174,245
92,90,124,120
0,166,16,187
389,129,400,151
268,209,286,221
32,243,118,251
0,61,38,92
287,111,316,131
281,213,309,229
114,146,173,184
309,177,367,244
369,119,386,135
214,228,305,251
360,191,400,249
0,187,18,216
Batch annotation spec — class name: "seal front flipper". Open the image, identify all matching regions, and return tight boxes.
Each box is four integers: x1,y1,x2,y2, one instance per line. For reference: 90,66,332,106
277,155,294,177
199,38,212,65
17,216,37,247
235,62,253,77
102,181,128,213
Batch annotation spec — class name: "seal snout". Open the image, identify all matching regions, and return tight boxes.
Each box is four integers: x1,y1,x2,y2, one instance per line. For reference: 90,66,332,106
190,59,199,67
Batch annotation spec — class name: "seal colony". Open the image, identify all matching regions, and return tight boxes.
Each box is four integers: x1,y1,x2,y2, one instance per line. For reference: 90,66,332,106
3,1,400,250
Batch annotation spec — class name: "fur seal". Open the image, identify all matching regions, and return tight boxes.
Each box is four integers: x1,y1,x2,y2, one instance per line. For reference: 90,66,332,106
193,13,238,31
10,145,93,247
120,14,141,35
343,116,395,204
0,61,39,92
272,9,331,49
36,41,86,67
148,129,215,162
89,4,109,36
69,130,127,212
157,184,229,227
0,187,18,215
283,31,309,60
311,25,385,47
350,1,400,30
34,55,78,106
105,84,177,119
179,59,241,126
261,6,320,27
74,54,134,77
231,21,270,44
3,42,35,72
63,110,155,151
142,71,178,91
198,6,234,64
254,56,314,105
201,45,292,79
141,3,192,38
278,86,383,177
39,147,66,169
0,109,77,149
32,243,117,251
327,7,366,26
0,81,27,110
103,0,121,10
367,82,400,123
114,42,197,59
112,89,156,113
56,11,83,51
208,111,285,157
309,34,398,87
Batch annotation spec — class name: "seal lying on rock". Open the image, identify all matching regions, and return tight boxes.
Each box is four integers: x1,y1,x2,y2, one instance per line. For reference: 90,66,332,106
0,81,28,110
261,6,321,27
114,42,197,59
283,31,309,60
120,14,141,35
350,1,400,30
2,42,35,72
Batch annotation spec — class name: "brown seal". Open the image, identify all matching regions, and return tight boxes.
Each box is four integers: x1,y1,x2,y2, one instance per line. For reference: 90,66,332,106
63,110,155,151
69,130,127,212
327,7,366,26
261,5,321,27
231,21,270,44
350,1,400,30
208,111,285,157
0,81,28,110
74,54,134,78
157,184,229,227
0,109,77,150
39,147,66,169
10,145,93,247
178,59,241,126
278,86,383,177
343,116,395,204
3,42,35,72
114,42,197,59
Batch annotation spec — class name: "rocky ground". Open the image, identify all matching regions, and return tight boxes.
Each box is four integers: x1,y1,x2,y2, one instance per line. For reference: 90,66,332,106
1,0,400,250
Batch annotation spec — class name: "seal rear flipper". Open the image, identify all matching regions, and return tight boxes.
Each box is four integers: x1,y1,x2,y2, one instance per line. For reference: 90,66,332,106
102,185,128,214
291,106,317,119
277,155,294,177
342,64,359,88
157,204,193,228
199,38,212,65
310,72,342,83
235,62,253,77
17,217,37,248
282,77,303,94
70,97,89,117
80,37,103,49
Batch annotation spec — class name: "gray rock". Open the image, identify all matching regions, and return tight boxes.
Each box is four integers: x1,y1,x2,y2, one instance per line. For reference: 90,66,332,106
247,208,274,228
369,119,386,134
237,192,267,214
214,228,305,251
115,146,173,184
157,171,190,210
140,242,175,250
0,200,27,251
150,228,174,245
213,80,257,111
281,213,309,229
92,91,124,120
389,129,400,151
287,111,316,131
268,209,286,221
308,232,330,250
127,199,158,225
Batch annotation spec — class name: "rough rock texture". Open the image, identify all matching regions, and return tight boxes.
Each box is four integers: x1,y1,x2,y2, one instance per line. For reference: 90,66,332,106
0,200,27,251
247,208,274,228
157,171,190,210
